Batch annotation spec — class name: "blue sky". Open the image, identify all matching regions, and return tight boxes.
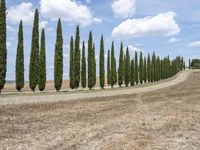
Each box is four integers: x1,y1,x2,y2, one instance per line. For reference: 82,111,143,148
6,0,200,80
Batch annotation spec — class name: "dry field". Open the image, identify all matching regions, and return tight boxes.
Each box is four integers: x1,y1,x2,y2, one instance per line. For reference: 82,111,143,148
0,70,200,150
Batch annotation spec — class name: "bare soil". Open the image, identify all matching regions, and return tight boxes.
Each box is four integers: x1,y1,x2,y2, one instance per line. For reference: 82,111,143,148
0,71,200,150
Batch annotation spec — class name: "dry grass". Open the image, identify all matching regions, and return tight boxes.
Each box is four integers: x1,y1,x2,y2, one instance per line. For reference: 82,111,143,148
0,71,200,149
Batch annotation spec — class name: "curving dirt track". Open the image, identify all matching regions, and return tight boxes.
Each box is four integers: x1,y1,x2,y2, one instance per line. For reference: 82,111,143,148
0,70,200,149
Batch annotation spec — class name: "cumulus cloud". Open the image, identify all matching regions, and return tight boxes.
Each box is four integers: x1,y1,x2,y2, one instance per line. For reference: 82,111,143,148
124,45,143,53
111,0,136,19
7,2,34,25
112,12,180,38
187,41,200,47
93,17,102,23
40,0,99,26
39,20,48,29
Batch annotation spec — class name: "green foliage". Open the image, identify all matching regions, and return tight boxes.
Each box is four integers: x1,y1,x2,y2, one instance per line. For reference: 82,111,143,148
191,59,200,69
107,50,111,85
135,52,138,84
143,57,147,83
139,51,143,84
147,53,151,83
99,35,105,88
130,59,135,86
0,0,7,93
29,9,39,91
69,36,75,89
111,41,116,87
74,25,80,88
118,42,124,87
38,28,46,91
92,43,96,87
15,20,24,91
88,31,93,89
151,52,156,82
124,47,130,87
81,41,86,88
54,18,63,91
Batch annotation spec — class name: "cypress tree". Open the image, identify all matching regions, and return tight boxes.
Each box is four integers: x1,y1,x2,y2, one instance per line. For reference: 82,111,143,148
139,51,143,84
143,57,147,83
29,9,39,92
124,47,130,87
38,28,46,91
88,31,93,89
189,59,191,69
151,52,156,82
69,36,75,89
118,42,124,87
15,20,24,92
135,52,138,84
147,53,151,83
92,43,96,87
131,59,135,86
0,0,6,93
81,41,86,88
99,35,105,89
107,50,111,85
54,18,63,91
111,41,116,87
114,58,117,84
74,25,80,89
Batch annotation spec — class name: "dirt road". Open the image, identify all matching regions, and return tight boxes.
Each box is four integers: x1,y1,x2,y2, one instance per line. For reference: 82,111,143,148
0,70,200,149
0,70,195,106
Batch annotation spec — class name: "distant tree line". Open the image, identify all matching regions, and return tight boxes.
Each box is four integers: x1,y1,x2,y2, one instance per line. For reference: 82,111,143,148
191,59,200,69
0,4,186,93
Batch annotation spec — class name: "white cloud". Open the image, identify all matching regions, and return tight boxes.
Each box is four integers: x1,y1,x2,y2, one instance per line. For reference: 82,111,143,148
167,38,180,43
124,45,143,53
111,0,136,19
7,2,34,25
187,41,200,47
39,20,48,29
40,0,96,26
93,17,102,23
112,12,180,38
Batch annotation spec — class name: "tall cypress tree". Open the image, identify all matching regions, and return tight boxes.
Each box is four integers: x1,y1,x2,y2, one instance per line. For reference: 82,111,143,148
88,31,93,89
111,41,116,87
118,42,124,87
69,36,75,89
151,52,156,82
107,50,111,85
81,41,86,88
15,20,24,92
135,52,138,84
74,25,80,88
189,59,191,69
29,9,39,92
99,35,105,89
0,0,6,93
92,43,96,87
54,18,63,91
38,28,46,91
124,47,130,87
114,58,117,84
147,53,151,83
139,51,143,84
143,57,147,83
131,59,135,86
